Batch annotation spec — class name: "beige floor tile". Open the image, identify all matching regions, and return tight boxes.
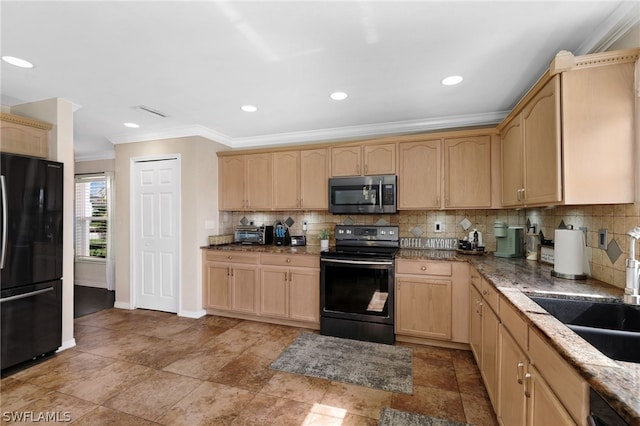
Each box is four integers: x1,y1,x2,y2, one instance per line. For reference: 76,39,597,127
163,322,229,345
232,393,313,425
155,381,254,426
301,403,378,426
80,332,160,360
122,338,202,369
198,314,242,329
0,378,52,413
9,391,97,425
321,382,392,420
260,371,329,404
243,335,297,361
205,327,267,354
162,348,238,381
460,392,499,426
413,356,459,392
210,353,276,392
391,384,466,423
70,406,154,426
56,360,151,404
103,370,202,421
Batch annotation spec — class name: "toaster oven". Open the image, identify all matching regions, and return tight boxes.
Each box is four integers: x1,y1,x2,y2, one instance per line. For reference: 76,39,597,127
234,225,273,245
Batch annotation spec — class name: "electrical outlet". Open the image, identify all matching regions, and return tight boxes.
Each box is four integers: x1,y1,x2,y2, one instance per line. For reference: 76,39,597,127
434,222,443,233
303,221,308,232
598,229,608,250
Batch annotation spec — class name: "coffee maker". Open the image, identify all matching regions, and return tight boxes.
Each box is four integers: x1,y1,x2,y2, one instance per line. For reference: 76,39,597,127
494,222,525,258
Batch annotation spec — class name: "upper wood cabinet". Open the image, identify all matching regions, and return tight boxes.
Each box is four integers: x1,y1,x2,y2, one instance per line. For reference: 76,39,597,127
444,135,492,208
498,49,638,207
273,148,328,210
398,139,441,209
0,113,52,158
331,143,395,177
219,153,272,211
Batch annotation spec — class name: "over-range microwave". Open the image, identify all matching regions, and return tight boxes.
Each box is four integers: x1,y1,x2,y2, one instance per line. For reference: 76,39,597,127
329,175,397,214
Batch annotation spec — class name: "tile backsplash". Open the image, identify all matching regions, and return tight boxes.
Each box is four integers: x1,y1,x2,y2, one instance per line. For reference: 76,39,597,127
220,203,640,290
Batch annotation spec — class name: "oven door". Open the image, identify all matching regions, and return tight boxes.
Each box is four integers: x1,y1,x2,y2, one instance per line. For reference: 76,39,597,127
320,257,394,324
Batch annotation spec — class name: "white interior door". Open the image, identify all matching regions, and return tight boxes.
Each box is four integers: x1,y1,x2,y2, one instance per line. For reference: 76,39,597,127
132,157,180,313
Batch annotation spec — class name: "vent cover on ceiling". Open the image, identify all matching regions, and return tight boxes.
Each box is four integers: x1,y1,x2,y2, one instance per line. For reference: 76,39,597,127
134,105,169,118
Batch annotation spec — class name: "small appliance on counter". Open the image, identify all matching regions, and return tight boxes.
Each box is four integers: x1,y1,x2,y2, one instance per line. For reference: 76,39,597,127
494,222,525,258
290,235,306,246
274,222,291,246
551,228,589,280
539,230,554,265
234,225,273,245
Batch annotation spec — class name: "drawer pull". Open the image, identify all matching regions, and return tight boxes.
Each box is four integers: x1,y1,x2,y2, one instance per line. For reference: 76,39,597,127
420,266,427,271
286,258,291,263
228,255,232,260
524,373,532,398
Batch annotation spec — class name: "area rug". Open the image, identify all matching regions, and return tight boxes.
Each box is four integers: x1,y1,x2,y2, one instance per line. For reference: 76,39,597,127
379,408,470,426
270,333,413,394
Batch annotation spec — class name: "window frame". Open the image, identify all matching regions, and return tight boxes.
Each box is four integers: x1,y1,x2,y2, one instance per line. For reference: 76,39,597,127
74,173,111,262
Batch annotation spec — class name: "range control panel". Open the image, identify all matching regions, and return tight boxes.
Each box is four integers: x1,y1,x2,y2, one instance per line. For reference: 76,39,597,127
335,225,399,242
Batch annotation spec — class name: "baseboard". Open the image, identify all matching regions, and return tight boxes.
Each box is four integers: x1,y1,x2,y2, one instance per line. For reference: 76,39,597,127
395,334,471,351
178,309,206,319
57,338,76,352
114,301,132,310
74,280,108,289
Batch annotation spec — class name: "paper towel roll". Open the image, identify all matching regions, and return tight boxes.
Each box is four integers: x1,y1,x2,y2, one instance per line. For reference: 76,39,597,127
552,229,589,279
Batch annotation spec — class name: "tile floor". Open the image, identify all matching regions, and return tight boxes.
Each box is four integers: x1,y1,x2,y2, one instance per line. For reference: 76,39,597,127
1,309,498,425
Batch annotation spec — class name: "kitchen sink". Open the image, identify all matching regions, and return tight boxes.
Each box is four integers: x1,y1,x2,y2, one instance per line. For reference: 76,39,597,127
529,296,640,363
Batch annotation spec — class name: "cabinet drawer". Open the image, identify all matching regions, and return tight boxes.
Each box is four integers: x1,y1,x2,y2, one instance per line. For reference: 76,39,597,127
529,329,588,424
480,278,499,313
205,251,260,264
261,253,319,268
396,260,452,276
500,298,527,350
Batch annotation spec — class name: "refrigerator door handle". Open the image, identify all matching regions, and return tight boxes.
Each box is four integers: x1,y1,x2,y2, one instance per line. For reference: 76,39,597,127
0,287,54,303
0,175,6,270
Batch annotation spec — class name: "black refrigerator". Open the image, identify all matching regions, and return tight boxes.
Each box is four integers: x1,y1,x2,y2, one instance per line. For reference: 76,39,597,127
0,153,63,370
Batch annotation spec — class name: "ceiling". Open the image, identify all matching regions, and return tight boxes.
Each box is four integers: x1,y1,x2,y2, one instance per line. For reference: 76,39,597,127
1,1,638,161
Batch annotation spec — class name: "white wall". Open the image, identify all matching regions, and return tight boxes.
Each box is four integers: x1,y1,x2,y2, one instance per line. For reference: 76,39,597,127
11,98,76,352
114,136,224,317
74,159,115,290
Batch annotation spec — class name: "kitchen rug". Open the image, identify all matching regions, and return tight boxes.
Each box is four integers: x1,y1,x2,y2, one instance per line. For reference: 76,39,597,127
270,332,413,394
379,408,470,426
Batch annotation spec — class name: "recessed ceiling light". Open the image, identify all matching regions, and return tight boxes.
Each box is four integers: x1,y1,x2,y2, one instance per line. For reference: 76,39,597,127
441,75,463,86
123,122,140,128
2,55,34,69
330,92,348,101
241,105,257,112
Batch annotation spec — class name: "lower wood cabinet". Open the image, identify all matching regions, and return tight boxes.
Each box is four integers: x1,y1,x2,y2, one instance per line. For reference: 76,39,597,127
395,260,469,345
202,249,319,327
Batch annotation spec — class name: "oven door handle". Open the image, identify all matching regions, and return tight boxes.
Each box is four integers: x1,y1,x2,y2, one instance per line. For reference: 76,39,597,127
321,258,393,266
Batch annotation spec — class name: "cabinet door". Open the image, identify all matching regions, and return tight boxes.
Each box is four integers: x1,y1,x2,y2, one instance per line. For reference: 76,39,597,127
363,143,396,175
0,120,49,158
398,140,441,209
204,263,230,310
469,284,482,365
498,325,527,426
396,277,451,340
260,268,289,318
219,156,245,210
331,146,362,176
300,149,329,209
230,265,258,314
501,114,524,207
245,153,273,209
527,366,577,426
522,75,562,205
482,303,499,405
444,136,491,208
273,151,300,209
289,268,320,323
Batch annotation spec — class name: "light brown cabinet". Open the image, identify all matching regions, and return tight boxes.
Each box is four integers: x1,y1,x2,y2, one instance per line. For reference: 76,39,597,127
202,251,259,314
219,153,272,210
444,135,492,208
499,49,637,207
0,113,51,158
273,148,329,210
395,260,468,344
331,143,395,177
398,139,441,209
260,253,319,323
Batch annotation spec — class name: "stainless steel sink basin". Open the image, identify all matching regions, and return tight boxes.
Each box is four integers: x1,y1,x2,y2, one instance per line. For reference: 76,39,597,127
529,296,640,363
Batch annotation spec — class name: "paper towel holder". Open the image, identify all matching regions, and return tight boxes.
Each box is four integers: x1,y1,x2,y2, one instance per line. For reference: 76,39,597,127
551,228,588,280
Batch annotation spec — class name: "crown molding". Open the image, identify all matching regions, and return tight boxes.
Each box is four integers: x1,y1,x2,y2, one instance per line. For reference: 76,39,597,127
575,2,640,54
107,110,509,150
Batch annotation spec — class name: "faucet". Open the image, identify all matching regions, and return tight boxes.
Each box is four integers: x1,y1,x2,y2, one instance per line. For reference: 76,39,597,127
625,227,640,305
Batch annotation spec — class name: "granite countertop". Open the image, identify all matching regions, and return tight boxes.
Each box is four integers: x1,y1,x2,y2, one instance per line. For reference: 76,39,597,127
203,244,638,423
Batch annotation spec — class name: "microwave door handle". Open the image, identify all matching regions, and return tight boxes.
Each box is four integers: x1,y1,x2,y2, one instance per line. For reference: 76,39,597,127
379,179,383,209
0,175,6,270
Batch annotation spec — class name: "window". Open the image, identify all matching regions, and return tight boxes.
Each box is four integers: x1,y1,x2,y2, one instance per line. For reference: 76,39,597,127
75,174,110,260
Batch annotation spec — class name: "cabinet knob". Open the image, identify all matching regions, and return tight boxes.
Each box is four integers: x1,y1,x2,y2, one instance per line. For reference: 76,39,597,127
286,258,291,263
482,290,488,296
420,266,427,271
